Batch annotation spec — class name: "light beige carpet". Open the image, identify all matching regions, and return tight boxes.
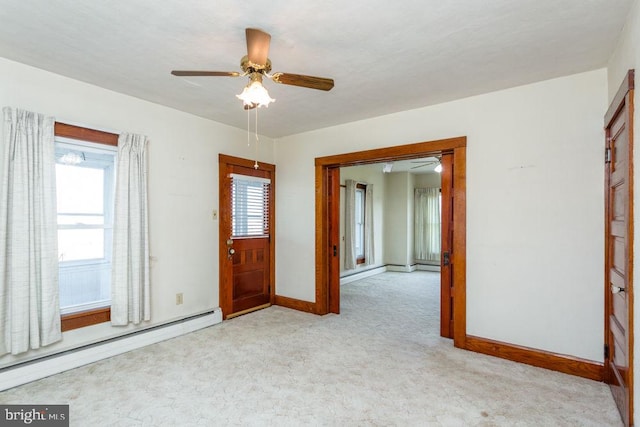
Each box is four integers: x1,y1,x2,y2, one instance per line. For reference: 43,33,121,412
0,272,622,426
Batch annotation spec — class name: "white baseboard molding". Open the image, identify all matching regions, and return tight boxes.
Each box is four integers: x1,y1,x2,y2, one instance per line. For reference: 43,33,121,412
416,264,441,272
0,308,223,391
340,266,387,285
386,264,417,273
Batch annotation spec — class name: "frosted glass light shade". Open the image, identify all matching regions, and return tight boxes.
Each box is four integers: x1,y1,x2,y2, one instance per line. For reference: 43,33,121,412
236,81,275,108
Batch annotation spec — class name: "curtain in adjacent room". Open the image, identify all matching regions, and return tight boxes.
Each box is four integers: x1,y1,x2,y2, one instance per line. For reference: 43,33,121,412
111,133,150,325
414,188,441,262
364,183,374,265
344,179,357,270
0,107,61,355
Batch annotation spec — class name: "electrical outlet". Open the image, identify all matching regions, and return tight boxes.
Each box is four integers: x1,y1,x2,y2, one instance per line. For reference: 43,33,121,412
176,293,183,305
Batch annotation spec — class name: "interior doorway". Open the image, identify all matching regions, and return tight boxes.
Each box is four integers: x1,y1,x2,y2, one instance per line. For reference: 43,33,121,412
314,137,467,347
338,155,450,336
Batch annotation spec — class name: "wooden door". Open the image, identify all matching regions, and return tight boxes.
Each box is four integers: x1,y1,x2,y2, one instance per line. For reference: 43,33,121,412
604,70,634,427
328,167,341,314
219,155,275,319
440,152,454,338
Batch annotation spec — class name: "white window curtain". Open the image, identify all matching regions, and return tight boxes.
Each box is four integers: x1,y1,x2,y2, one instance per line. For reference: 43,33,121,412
414,188,441,262
111,133,150,326
364,183,374,265
344,179,356,270
0,107,61,355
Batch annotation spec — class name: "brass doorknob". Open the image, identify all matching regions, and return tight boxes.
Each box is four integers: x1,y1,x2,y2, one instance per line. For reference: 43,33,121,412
611,285,626,294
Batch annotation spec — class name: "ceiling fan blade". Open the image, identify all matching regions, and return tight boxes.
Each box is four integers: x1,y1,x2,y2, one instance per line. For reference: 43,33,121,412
171,71,240,77
410,164,430,170
271,73,334,91
246,28,271,66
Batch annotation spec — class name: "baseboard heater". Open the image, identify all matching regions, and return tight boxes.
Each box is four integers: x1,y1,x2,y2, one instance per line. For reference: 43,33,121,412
0,308,223,391
340,266,387,285
385,264,417,273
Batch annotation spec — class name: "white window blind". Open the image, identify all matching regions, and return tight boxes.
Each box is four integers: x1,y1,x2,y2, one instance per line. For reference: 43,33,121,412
231,174,270,237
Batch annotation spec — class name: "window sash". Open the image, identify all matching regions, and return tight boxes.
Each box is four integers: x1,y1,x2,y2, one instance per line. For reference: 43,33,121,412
55,140,115,264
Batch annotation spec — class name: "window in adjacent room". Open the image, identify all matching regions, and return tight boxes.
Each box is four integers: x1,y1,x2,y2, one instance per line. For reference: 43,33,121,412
354,183,366,264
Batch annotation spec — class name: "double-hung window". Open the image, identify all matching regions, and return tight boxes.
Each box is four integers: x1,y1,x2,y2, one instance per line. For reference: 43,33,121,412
54,124,118,330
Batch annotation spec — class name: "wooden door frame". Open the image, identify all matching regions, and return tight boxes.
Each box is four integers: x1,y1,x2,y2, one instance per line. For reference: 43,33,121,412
604,69,634,426
440,152,455,338
314,136,467,348
218,154,276,320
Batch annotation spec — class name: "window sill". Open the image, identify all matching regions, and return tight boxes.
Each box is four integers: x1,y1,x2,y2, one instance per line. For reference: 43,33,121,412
61,307,111,332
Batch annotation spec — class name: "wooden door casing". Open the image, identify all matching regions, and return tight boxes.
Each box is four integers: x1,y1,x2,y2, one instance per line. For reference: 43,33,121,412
219,154,276,319
440,152,454,338
315,137,467,347
328,167,341,314
604,69,634,427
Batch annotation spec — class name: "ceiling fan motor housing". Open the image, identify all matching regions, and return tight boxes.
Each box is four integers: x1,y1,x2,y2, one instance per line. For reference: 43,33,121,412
241,55,272,74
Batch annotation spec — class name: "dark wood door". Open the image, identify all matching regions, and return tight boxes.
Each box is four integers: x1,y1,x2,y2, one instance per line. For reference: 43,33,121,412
440,152,454,338
231,236,270,313
328,167,341,314
604,70,634,427
219,155,275,319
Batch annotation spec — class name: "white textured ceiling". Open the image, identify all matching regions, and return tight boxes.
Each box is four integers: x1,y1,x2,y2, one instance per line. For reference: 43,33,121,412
0,1,632,138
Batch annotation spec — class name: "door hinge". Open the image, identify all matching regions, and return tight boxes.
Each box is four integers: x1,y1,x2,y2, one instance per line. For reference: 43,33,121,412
604,343,610,359
605,147,612,164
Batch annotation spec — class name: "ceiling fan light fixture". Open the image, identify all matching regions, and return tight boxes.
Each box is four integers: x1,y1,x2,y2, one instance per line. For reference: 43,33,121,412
236,74,275,108
58,151,85,165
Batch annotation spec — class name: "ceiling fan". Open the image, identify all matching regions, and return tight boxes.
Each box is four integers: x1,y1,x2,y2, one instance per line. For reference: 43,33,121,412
171,28,335,109
410,157,440,170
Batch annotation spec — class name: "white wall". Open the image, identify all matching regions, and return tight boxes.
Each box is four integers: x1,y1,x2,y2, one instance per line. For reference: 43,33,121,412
607,0,638,102
414,172,442,189
0,57,275,367
339,164,386,275
606,0,639,421
275,69,607,362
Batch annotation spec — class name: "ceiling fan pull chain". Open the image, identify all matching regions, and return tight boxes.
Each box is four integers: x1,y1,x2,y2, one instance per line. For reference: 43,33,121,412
254,106,259,169
247,105,251,147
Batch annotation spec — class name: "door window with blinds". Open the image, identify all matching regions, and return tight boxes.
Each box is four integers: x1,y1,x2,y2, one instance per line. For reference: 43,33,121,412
231,173,271,237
